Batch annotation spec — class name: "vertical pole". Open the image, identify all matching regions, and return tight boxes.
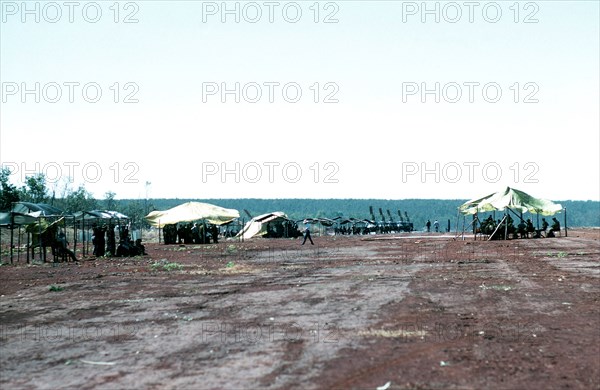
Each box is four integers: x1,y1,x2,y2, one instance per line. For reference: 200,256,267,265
82,216,86,256
26,227,30,263
564,208,568,237
455,209,460,238
504,212,508,240
17,225,21,263
38,218,43,262
73,217,78,256
10,214,14,264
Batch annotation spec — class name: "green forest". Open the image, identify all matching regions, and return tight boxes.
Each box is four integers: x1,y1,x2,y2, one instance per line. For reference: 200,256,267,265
2,168,598,229
140,198,599,230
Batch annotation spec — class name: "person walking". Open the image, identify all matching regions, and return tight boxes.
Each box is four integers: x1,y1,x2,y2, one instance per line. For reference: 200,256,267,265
302,220,314,245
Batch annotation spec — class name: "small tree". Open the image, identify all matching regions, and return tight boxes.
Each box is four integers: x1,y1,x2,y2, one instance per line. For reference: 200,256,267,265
64,185,97,214
104,191,117,211
0,167,20,211
20,173,48,203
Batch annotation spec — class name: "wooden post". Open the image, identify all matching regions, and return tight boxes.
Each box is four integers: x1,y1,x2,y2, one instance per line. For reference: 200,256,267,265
17,225,21,263
488,214,507,241
26,227,30,263
38,218,43,262
455,209,460,239
73,217,77,256
83,217,87,256
10,214,14,264
564,208,568,237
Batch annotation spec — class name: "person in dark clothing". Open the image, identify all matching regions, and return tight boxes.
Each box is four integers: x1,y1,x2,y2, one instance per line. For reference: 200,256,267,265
211,224,219,244
547,217,561,237
134,239,147,255
541,218,549,232
301,221,314,245
92,225,106,257
426,220,431,232
526,219,535,237
107,223,116,256
56,232,78,262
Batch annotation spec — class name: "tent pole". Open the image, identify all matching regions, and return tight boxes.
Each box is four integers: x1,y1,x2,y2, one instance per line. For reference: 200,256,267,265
504,212,508,240
564,208,568,237
82,216,85,257
38,217,43,262
454,209,460,239
73,218,77,256
17,225,21,263
10,214,14,264
26,228,30,263
488,214,507,241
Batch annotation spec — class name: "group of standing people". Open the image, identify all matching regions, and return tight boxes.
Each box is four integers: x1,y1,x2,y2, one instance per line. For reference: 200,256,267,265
425,219,440,232
92,223,146,257
163,222,219,245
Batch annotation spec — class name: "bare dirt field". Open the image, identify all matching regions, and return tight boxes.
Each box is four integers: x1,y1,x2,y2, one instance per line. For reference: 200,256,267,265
1,229,599,390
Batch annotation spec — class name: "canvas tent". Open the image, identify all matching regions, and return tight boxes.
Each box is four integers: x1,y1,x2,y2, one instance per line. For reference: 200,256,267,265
72,210,130,224
458,186,565,239
11,202,66,217
0,211,39,227
0,203,71,264
144,201,240,228
459,186,563,216
236,212,289,240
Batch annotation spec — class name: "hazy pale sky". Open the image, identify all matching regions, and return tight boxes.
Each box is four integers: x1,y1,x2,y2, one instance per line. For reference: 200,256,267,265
1,1,598,201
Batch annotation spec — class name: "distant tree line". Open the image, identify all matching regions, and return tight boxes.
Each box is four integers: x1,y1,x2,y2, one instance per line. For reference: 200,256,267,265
0,168,151,228
148,198,600,229
1,168,598,228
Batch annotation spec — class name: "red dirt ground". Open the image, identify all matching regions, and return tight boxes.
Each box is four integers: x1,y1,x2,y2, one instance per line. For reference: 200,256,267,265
1,229,599,389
